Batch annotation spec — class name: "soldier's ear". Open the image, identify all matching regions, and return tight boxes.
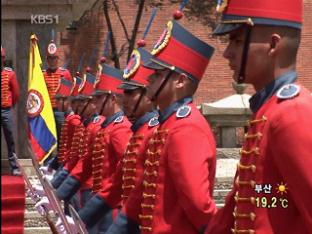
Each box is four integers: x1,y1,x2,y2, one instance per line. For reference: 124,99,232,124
268,33,281,57
175,73,188,89
111,94,117,102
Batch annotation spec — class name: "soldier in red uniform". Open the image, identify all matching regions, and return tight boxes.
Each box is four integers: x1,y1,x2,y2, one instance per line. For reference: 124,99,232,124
54,77,78,168
43,39,73,170
49,54,98,188
54,62,132,233
49,76,82,188
77,47,159,233
47,74,84,189
1,46,21,175
106,11,217,234
205,0,312,233
55,68,105,203
36,68,103,214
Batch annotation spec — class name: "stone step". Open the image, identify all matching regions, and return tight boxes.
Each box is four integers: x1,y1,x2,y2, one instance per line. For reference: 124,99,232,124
24,227,52,234
213,189,231,199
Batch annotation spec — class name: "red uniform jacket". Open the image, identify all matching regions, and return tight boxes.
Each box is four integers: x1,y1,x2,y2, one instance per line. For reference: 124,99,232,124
70,115,105,190
57,112,131,202
123,102,217,234
78,111,157,229
1,67,19,108
43,67,72,108
58,112,82,165
56,115,105,201
63,118,85,172
98,111,159,208
51,113,83,189
205,85,312,234
91,112,132,193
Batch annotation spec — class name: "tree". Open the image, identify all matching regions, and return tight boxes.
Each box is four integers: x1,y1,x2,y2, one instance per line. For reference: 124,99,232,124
101,0,219,68
102,0,145,68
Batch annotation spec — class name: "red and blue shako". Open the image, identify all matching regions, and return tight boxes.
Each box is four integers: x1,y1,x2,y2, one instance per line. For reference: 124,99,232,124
94,64,124,95
145,20,214,82
55,77,74,98
213,0,303,35
120,48,155,90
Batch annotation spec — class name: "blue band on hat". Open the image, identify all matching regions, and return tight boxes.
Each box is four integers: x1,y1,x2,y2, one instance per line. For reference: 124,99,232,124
102,64,123,81
86,72,96,83
172,20,214,59
222,14,302,29
74,76,83,88
137,47,153,64
61,78,73,87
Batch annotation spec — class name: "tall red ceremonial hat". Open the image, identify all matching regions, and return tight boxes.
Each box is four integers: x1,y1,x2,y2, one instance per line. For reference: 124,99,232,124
213,0,303,35
119,48,155,90
71,76,83,98
144,20,215,82
77,72,97,99
94,64,124,95
119,7,157,90
55,77,74,98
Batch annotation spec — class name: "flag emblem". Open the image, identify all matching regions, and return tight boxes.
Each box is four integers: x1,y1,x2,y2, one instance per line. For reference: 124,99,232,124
27,89,44,117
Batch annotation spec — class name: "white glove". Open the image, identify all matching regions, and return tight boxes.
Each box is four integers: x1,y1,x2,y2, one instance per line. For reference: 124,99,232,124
55,216,78,234
32,184,46,196
35,196,52,216
43,174,54,182
40,166,56,177
39,166,50,175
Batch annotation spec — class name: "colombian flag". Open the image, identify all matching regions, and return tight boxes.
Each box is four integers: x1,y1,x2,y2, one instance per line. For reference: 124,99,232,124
27,34,57,164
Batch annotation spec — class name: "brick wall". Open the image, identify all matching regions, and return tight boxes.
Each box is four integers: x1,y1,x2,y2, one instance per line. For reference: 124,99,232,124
58,0,312,105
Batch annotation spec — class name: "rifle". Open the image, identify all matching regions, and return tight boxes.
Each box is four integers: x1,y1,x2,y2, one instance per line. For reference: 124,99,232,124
29,150,73,234
14,155,59,234
68,204,88,234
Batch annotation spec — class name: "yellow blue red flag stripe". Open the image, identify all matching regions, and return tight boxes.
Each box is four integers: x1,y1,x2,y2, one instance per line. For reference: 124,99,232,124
27,34,57,164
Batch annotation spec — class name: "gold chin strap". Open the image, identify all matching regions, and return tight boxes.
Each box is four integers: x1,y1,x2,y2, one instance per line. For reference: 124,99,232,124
150,57,175,71
221,18,255,26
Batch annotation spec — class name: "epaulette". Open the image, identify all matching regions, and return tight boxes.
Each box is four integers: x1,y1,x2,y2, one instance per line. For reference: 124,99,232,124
176,105,191,118
4,67,13,71
60,67,66,71
42,69,46,72
276,84,300,100
93,116,101,123
148,116,159,127
114,115,124,123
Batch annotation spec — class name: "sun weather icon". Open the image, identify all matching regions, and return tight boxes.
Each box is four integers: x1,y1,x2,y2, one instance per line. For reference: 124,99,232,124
276,182,288,195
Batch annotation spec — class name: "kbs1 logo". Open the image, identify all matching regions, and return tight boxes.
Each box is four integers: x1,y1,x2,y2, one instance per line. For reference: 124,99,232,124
31,14,59,24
